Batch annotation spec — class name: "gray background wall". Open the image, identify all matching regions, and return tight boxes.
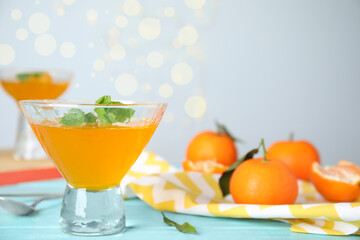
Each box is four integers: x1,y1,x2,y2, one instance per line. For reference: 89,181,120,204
0,0,359,165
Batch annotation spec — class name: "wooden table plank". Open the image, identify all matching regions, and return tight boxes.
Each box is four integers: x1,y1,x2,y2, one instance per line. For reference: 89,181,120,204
0,149,54,172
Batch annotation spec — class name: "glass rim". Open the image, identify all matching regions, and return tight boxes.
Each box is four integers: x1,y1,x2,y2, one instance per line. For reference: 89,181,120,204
0,68,73,82
0,67,73,74
18,99,168,107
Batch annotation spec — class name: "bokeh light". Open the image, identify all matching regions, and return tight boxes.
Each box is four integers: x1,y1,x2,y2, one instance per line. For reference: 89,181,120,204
109,27,120,37
57,8,65,16
115,73,138,96
115,15,128,28
11,9,22,20
110,44,126,61
59,42,76,58
107,37,118,47
86,9,98,25
186,45,205,61
178,26,198,46
4,1,211,127
123,0,142,16
139,18,161,40
107,28,120,46
147,51,164,68
158,83,173,98
0,44,15,65
141,83,152,93
16,28,28,41
28,13,50,34
34,34,56,56
164,7,175,18
93,59,105,71
63,0,75,5
185,0,206,9
171,63,193,85
185,96,207,118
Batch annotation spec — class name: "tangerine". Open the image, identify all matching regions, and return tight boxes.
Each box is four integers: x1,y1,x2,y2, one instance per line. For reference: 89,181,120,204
311,161,360,202
230,158,298,204
267,139,320,181
183,123,238,174
230,140,298,205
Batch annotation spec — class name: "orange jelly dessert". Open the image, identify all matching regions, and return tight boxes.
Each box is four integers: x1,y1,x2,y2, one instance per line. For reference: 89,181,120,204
0,72,69,101
31,122,157,191
18,96,167,236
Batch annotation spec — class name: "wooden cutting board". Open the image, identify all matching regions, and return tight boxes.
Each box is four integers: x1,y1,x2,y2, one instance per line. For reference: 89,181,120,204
0,149,62,185
0,149,55,172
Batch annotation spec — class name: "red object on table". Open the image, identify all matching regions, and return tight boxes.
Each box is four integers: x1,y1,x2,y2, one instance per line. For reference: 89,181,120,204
0,167,62,186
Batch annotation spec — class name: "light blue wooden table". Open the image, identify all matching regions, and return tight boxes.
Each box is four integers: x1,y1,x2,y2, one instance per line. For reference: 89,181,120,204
0,179,358,239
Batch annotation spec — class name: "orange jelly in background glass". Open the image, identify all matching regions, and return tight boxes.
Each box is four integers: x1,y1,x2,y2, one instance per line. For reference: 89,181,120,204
31,122,158,190
0,72,70,101
0,69,72,160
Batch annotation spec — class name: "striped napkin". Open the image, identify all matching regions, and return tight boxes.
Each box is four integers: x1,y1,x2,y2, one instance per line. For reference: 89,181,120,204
122,151,360,236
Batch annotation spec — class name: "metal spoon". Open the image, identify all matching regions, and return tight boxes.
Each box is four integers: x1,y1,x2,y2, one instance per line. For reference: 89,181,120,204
0,193,63,216
0,193,63,197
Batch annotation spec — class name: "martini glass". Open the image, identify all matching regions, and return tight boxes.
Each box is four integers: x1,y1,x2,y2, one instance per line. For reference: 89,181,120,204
19,99,167,236
0,68,72,160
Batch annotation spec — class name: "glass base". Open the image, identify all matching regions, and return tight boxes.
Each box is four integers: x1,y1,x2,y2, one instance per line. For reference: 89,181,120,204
59,184,125,236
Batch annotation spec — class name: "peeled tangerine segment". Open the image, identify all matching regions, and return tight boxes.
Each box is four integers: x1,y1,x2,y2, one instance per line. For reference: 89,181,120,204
338,160,360,174
183,159,227,174
313,161,360,185
311,161,360,202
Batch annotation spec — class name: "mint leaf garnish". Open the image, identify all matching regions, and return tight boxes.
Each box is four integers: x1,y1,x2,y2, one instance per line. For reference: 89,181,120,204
16,72,45,82
108,108,135,123
84,112,97,123
60,110,97,126
17,74,30,82
95,95,112,104
60,108,86,126
95,95,121,105
94,95,134,124
161,212,197,234
59,96,135,126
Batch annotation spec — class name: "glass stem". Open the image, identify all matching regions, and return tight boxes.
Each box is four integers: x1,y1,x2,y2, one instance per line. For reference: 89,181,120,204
13,110,46,160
